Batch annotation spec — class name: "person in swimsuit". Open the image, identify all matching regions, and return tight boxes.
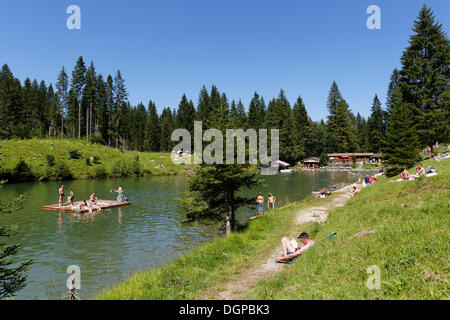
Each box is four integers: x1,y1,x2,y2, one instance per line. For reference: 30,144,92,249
400,168,410,180
58,185,65,207
111,186,124,201
268,193,275,210
257,192,264,216
412,163,426,178
67,190,74,205
281,232,315,257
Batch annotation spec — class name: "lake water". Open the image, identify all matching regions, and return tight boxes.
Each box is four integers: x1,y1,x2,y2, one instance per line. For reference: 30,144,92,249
0,171,356,300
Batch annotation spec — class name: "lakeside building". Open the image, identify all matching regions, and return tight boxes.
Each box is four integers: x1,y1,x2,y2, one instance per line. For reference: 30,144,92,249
302,157,320,169
327,153,383,164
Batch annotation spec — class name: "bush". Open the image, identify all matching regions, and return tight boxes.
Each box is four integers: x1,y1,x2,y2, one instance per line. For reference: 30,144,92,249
13,160,35,182
92,156,100,164
85,158,92,166
112,160,130,176
45,154,55,167
131,156,141,175
45,161,73,181
94,165,108,178
89,134,106,145
69,149,81,159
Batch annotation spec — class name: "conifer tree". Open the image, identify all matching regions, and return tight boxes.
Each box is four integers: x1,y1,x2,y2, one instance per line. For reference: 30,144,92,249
71,57,87,139
291,96,309,160
398,5,450,146
367,95,385,153
56,66,69,138
384,88,420,168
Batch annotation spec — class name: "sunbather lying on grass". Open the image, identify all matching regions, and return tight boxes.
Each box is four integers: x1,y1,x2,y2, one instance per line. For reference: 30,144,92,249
276,232,315,263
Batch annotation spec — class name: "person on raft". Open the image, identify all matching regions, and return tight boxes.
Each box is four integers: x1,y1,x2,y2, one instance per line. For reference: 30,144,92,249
67,190,74,206
280,232,315,259
111,186,126,201
58,185,65,207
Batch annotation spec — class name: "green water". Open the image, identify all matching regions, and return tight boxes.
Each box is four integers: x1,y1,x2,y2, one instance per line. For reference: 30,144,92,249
0,171,355,300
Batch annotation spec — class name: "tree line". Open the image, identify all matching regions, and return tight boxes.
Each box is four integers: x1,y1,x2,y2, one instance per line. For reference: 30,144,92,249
0,5,448,167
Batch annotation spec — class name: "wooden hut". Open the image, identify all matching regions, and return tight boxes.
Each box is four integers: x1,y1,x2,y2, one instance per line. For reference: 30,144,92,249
302,157,320,169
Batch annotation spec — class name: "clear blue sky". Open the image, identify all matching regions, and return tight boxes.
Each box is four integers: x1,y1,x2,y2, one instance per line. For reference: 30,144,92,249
1,0,449,121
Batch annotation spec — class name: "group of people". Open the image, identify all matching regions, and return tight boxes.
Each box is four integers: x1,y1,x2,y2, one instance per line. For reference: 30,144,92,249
57,185,126,213
400,163,426,180
363,175,378,188
256,192,276,216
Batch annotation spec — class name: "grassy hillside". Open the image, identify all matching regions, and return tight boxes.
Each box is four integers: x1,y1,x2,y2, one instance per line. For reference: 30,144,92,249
96,157,449,300
0,139,193,182
249,158,449,299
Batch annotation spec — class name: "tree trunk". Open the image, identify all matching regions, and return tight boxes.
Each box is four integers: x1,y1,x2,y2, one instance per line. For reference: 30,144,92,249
86,107,89,141
78,101,81,139
225,214,231,236
61,114,64,139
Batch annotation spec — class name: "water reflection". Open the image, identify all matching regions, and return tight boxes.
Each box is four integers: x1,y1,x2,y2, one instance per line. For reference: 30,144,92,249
0,172,355,299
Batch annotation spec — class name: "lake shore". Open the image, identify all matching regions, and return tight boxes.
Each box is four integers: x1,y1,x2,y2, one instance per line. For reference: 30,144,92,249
0,138,193,183
96,157,449,300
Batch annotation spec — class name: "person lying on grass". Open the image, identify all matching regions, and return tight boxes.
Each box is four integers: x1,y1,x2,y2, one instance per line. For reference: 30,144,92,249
276,232,315,262
349,186,360,197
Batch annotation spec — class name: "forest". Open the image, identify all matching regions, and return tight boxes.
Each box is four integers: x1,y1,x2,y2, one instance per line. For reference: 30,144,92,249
0,6,448,166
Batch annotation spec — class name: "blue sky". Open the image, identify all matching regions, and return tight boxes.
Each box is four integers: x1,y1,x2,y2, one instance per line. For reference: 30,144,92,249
1,0,449,121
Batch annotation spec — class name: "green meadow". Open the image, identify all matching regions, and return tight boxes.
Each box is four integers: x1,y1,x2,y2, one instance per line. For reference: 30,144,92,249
97,157,449,300
0,139,192,182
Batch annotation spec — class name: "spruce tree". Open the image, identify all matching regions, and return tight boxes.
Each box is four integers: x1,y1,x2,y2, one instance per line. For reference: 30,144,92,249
367,95,385,153
398,5,450,146
0,182,32,299
291,96,309,160
71,57,87,139
384,88,420,168
56,66,69,138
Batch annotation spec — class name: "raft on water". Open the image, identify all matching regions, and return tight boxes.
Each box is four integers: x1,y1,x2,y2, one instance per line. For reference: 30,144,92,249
41,200,131,213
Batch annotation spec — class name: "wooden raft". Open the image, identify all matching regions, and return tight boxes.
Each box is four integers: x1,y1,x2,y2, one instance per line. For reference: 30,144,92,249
41,200,131,213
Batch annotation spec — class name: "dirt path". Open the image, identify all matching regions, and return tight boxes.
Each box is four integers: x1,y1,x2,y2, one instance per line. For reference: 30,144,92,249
198,183,359,300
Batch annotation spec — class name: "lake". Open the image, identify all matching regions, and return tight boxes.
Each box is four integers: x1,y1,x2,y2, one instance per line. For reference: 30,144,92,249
0,171,356,299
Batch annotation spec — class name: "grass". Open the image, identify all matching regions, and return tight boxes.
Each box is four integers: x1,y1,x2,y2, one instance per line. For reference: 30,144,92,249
0,138,193,182
97,157,449,300
248,158,449,299
95,196,324,299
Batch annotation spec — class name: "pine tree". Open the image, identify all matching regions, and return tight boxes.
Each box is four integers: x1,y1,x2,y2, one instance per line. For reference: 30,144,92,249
56,66,69,138
248,92,266,131
145,100,160,151
326,82,357,152
0,181,32,299
176,94,196,135
113,70,128,148
178,164,260,235
398,5,450,146
71,57,87,139
84,61,97,140
384,88,420,168
265,90,294,162
291,96,309,161
367,95,385,153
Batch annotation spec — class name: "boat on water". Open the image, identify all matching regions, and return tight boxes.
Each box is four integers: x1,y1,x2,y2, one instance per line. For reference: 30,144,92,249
41,200,131,213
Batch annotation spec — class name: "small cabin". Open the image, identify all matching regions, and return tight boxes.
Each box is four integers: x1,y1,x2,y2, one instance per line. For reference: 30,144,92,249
302,157,320,169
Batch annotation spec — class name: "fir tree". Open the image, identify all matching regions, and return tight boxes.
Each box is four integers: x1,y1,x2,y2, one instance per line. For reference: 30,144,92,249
291,96,309,161
71,57,87,139
56,66,69,138
384,88,420,168
367,95,385,153
398,5,450,146
0,181,32,299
